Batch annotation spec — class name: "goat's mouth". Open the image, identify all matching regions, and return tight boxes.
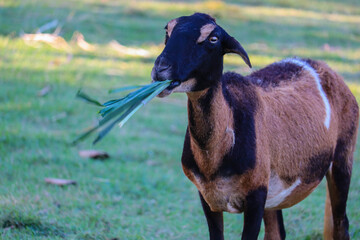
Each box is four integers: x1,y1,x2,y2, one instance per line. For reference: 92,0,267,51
157,80,181,98
167,80,181,90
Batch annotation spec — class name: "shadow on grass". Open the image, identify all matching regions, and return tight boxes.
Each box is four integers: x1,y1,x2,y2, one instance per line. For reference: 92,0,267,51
0,209,66,237
303,231,323,240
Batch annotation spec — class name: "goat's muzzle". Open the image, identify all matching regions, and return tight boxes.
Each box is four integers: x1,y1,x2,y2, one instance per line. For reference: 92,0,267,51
151,56,172,82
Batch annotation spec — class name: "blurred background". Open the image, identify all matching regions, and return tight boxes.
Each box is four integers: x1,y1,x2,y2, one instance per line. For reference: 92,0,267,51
0,0,359,239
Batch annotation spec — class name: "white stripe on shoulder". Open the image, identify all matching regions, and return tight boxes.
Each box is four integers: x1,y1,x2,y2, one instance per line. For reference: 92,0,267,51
279,58,331,129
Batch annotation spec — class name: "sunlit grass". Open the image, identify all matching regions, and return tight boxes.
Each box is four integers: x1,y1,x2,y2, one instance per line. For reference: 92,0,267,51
242,5,360,23
2,35,358,79
229,0,360,15
124,1,360,24
348,83,360,103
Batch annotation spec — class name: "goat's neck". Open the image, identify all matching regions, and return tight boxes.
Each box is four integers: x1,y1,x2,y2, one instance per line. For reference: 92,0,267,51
186,82,234,151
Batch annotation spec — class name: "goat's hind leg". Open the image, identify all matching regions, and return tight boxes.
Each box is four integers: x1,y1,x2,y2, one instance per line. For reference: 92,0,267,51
324,139,354,240
263,210,286,240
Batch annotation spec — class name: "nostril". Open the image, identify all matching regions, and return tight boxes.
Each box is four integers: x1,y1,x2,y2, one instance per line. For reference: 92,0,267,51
155,56,171,73
156,63,171,72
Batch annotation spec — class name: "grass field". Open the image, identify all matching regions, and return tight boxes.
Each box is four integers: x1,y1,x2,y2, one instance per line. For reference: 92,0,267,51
0,0,359,239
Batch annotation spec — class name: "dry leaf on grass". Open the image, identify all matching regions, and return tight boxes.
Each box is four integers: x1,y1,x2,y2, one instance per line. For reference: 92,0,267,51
45,178,77,186
72,31,96,51
22,33,70,50
78,150,110,160
109,40,150,57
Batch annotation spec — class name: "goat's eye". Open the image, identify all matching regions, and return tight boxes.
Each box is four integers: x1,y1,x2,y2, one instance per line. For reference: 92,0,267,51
209,36,218,44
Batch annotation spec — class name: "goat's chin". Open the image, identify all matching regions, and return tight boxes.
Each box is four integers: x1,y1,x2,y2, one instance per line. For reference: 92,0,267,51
157,89,173,98
156,78,196,98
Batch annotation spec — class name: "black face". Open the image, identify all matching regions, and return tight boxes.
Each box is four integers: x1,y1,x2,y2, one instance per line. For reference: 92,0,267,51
152,13,251,97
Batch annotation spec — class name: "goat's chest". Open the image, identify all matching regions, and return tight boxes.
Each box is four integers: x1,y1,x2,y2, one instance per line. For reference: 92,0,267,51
191,174,247,213
181,128,258,213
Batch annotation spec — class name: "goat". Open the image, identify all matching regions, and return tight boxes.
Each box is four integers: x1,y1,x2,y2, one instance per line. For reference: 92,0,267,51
151,13,359,240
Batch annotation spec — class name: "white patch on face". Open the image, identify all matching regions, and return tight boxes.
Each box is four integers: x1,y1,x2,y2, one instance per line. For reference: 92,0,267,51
279,58,331,129
173,78,196,93
265,177,301,209
157,78,197,98
197,24,216,43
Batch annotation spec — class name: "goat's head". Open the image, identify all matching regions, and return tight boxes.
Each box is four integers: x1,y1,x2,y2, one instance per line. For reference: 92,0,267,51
152,13,251,97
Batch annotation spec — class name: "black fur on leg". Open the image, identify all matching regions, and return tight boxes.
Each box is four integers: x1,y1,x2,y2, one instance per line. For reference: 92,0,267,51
325,137,354,240
242,187,267,240
277,210,286,240
199,192,224,240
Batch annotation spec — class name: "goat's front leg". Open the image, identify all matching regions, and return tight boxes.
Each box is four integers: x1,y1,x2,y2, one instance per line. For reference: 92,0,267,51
242,187,267,240
199,192,224,240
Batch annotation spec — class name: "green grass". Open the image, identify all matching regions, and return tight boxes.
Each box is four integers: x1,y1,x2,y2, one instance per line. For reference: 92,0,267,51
0,0,359,239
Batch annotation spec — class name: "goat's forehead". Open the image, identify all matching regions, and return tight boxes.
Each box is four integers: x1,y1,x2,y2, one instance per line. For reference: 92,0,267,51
179,15,214,29
171,20,217,39
167,14,214,30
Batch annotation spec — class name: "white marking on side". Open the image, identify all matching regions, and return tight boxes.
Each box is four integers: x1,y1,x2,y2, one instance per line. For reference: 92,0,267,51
265,178,301,209
328,162,333,175
226,127,235,146
280,58,331,129
226,202,239,213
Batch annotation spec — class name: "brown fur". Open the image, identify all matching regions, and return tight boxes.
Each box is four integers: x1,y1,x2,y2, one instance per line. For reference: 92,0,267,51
264,211,283,240
197,24,216,43
183,60,358,217
313,62,357,239
324,185,334,240
258,70,335,189
184,83,269,213
153,13,358,239
187,85,234,176
258,61,357,209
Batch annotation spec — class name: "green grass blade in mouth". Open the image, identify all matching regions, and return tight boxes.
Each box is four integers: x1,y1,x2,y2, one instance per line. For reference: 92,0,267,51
92,103,139,144
93,82,170,144
76,90,103,107
72,126,99,145
74,80,172,144
108,85,143,94
100,81,165,116
117,82,170,128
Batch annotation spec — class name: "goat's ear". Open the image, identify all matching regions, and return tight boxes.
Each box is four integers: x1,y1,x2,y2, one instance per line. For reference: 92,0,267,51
223,34,252,68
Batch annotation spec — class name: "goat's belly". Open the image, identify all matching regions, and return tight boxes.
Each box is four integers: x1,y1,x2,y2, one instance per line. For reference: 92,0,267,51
265,176,320,210
193,177,246,213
